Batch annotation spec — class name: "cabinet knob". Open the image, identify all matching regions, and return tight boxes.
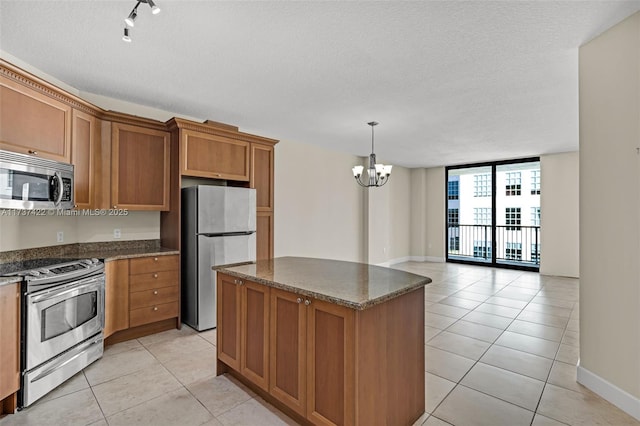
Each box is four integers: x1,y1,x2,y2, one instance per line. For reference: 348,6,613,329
153,306,158,311
28,150,38,155
215,173,221,177
304,299,311,306
154,257,158,261
296,297,302,304
238,280,244,285
113,205,117,209
153,273,158,278
153,290,158,295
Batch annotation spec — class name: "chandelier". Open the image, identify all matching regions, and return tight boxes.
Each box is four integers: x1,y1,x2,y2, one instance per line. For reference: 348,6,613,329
352,122,392,187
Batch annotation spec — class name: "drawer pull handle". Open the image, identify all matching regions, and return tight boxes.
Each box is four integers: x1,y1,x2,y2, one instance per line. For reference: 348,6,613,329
153,274,158,278
28,150,38,155
113,205,117,209
153,306,158,311
154,257,158,261
296,298,302,304
304,299,311,306
153,290,158,295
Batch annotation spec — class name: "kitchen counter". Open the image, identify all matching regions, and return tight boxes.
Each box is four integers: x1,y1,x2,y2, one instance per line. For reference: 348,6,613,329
216,256,431,310
0,276,22,287
0,240,178,286
216,256,428,425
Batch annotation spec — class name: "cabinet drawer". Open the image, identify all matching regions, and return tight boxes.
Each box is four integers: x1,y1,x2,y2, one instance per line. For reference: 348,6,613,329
129,255,178,275
130,286,179,310
129,301,178,328
129,270,178,292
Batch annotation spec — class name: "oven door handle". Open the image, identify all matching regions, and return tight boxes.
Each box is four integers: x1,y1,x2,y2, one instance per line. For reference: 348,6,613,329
30,334,102,383
31,278,102,304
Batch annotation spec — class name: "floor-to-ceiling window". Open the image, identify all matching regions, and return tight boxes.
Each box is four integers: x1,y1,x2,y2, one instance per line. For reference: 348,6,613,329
446,158,540,271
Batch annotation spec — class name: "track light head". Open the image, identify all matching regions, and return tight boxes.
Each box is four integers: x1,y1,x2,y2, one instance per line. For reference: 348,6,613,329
124,8,137,27
122,27,132,42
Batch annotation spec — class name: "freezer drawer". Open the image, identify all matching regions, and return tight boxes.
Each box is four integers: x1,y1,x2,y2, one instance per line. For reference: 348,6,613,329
182,233,256,331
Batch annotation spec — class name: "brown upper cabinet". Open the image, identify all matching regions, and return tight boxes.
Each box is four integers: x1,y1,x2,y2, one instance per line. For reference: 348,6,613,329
111,122,171,211
0,74,71,162
72,109,101,209
181,129,250,181
251,143,274,211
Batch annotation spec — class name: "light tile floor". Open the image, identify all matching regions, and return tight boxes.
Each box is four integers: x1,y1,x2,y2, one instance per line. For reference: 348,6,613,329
1,261,638,426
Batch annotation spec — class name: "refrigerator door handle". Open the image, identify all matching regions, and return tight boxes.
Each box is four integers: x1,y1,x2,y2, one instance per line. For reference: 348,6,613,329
197,231,256,237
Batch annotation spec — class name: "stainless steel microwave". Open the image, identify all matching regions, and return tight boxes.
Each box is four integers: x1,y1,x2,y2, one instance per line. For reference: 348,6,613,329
0,149,74,210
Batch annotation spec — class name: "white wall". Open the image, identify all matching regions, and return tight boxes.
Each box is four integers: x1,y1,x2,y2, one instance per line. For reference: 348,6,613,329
274,140,365,263
0,213,160,252
410,169,428,258
365,165,411,265
424,167,446,261
578,11,640,419
540,152,579,277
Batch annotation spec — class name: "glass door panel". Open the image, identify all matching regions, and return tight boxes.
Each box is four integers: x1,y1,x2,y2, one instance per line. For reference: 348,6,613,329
447,166,492,263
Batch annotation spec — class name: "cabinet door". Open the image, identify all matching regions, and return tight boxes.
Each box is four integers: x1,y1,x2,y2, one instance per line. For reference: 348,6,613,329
217,273,241,371
306,299,355,426
72,109,100,209
104,260,129,338
270,288,307,416
181,130,250,180
0,75,71,162
111,123,170,210
251,143,274,211
0,283,20,403
240,280,270,391
256,211,274,261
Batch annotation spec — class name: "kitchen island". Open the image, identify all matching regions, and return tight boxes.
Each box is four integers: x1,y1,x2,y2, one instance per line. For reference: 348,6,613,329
216,257,431,426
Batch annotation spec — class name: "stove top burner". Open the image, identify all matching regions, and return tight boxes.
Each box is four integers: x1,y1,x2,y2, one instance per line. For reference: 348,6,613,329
0,258,82,276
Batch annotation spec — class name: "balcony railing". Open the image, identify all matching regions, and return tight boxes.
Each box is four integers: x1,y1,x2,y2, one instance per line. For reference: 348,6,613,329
447,224,540,266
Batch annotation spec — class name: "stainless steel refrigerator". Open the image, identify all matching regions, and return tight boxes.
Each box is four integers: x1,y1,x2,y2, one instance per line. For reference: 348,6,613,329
181,185,256,331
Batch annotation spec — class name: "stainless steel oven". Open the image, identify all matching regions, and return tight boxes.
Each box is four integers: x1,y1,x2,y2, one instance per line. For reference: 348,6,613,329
1,258,105,407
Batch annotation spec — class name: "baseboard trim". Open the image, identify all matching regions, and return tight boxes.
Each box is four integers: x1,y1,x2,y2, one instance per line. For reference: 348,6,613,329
577,364,640,421
376,256,446,267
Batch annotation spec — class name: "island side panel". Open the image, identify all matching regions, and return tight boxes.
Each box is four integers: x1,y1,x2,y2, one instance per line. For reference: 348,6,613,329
355,287,425,425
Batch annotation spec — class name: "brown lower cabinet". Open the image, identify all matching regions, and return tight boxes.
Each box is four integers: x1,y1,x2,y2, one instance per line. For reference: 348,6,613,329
104,254,180,344
217,274,424,426
0,283,20,414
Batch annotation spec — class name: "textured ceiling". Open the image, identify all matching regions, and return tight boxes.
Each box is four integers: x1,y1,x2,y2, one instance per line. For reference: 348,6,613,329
1,1,639,168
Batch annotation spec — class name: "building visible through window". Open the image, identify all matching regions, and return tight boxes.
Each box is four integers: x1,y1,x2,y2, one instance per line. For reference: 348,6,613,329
531,243,540,263
531,207,541,226
531,170,541,195
474,241,492,259
506,242,522,260
506,207,521,230
448,208,459,226
506,172,521,196
474,174,491,197
474,208,491,225
448,180,459,200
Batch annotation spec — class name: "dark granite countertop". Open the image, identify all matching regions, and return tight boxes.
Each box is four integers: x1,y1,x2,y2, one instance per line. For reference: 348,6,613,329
0,240,178,286
0,276,22,287
217,256,431,310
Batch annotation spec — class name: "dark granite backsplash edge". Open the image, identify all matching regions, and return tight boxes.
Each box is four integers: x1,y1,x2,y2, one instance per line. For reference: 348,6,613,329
0,239,163,263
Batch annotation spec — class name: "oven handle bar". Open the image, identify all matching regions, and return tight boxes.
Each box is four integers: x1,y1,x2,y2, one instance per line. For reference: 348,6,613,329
30,276,103,304
29,334,102,383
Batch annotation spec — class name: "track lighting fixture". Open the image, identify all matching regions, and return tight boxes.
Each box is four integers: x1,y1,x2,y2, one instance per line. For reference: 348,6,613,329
121,0,161,42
